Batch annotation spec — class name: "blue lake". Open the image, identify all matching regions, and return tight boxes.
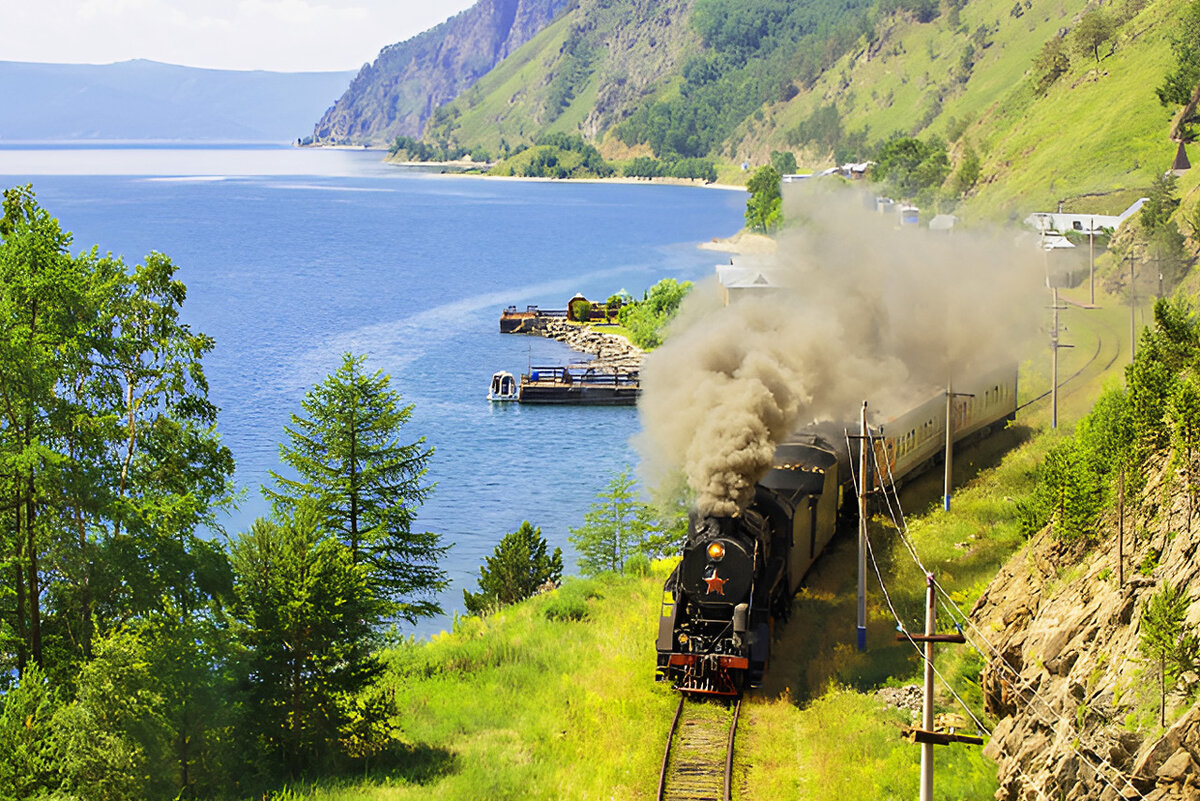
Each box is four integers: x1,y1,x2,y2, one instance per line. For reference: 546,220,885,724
0,146,744,635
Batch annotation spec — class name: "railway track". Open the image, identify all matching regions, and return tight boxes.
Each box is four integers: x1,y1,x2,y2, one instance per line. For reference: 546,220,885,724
657,696,741,801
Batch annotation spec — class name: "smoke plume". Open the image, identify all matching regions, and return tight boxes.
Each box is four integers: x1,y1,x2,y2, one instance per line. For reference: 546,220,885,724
637,185,1045,516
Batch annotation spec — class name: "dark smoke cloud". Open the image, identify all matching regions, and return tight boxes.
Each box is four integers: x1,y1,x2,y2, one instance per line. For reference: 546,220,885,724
637,184,1045,516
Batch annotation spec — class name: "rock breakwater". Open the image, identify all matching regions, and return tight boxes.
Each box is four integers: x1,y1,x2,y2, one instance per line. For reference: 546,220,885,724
533,318,644,373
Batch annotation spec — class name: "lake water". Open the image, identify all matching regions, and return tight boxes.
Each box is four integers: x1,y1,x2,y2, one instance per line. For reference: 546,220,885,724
0,146,744,635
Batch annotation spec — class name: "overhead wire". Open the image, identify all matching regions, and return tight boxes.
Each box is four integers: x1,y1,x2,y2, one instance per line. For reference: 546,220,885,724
846,430,1053,800
852,425,1147,801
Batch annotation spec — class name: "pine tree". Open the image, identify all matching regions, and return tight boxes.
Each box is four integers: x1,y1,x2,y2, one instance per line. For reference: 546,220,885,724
1138,582,1200,727
229,507,386,778
463,521,563,615
265,353,448,623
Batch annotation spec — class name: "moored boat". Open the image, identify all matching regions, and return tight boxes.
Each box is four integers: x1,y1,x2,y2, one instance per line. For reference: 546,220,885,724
487,370,518,402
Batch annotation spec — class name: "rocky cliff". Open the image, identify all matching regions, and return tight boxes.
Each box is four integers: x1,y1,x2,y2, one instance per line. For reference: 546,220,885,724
972,452,1200,800
311,0,569,145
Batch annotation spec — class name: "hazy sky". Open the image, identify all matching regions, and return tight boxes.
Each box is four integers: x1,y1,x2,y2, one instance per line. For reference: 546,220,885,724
2,0,479,72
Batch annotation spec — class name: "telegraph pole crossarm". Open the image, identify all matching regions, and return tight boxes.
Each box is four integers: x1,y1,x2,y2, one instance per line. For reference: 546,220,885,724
902,572,983,801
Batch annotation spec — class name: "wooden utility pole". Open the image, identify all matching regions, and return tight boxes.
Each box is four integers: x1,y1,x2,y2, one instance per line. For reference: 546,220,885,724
1050,288,1073,429
1118,463,1125,590
1089,218,1096,307
857,402,869,652
898,573,982,801
1129,247,1138,362
920,573,936,800
943,383,974,512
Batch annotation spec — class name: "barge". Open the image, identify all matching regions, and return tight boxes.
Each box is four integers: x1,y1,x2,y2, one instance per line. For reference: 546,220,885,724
509,365,640,405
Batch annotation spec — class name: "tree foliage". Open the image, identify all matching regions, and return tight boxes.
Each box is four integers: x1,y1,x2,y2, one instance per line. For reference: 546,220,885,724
1071,8,1116,65
568,468,683,575
871,136,950,200
230,507,388,778
615,0,875,159
1020,299,1200,546
621,156,718,182
1138,582,1200,726
463,521,563,615
745,165,782,233
266,352,449,624
616,278,693,349
1157,0,1200,124
1032,36,1070,95
770,150,798,175
0,184,234,682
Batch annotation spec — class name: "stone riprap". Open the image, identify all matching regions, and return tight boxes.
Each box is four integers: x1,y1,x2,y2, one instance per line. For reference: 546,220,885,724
972,453,1200,801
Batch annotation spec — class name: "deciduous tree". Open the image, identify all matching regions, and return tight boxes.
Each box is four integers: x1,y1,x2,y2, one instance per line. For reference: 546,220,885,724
745,165,782,233
1072,8,1116,65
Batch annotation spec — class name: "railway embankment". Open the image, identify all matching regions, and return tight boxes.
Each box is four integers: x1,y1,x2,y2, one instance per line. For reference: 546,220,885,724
972,448,1200,800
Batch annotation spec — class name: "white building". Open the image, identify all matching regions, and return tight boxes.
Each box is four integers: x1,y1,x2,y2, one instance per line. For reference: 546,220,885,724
1023,198,1147,236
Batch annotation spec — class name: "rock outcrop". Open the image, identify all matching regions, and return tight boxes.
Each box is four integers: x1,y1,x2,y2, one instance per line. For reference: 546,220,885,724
972,455,1200,800
312,0,569,145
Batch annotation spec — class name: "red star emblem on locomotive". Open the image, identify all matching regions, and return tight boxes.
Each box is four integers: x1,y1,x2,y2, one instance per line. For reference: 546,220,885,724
703,570,728,595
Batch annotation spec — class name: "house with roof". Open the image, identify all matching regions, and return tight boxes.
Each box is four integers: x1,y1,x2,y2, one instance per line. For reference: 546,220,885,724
714,255,787,305
1023,198,1148,236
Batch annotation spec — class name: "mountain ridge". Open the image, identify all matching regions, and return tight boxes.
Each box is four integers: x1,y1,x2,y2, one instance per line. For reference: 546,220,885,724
310,0,571,146
0,59,356,142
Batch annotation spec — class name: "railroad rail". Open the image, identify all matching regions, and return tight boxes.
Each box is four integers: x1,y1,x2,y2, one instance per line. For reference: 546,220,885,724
657,696,741,801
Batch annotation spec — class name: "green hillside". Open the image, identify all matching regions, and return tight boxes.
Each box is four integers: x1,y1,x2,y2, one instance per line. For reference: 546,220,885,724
424,0,699,155
748,0,1185,218
413,0,1196,225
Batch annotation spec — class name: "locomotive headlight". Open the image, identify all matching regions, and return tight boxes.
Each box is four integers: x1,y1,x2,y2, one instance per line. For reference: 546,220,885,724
707,541,726,561
678,634,689,644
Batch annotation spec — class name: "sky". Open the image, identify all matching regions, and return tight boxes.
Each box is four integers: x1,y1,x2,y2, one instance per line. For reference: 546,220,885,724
2,0,479,73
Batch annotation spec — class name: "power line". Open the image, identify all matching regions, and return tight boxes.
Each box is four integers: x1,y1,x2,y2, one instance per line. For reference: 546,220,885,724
860,430,1149,801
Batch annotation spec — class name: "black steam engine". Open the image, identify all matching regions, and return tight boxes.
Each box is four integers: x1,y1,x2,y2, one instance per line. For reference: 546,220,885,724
655,366,1020,696
655,433,848,696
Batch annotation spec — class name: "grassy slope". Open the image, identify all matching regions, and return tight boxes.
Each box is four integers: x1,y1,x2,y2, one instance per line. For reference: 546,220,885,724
750,0,1184,219
264,273,1140,800
440,16,574,150
419,0,1187,222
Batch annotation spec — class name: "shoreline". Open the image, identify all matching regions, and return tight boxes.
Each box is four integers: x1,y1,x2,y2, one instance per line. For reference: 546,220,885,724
429,170,746,192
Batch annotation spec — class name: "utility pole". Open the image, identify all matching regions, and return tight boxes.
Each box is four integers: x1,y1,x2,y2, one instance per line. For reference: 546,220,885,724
1129,246,1137,362
857,401,869,652
899,573,982,801
920,574,936,801
943,382,974,511
1088,218,1096,307
1050,287,1073,429
1118,463,1125,590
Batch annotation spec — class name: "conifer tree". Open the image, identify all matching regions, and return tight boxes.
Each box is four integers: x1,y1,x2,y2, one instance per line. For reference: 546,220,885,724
265,353,448,623
229,507,386,778
463,521,563,615
1138,582,1200,726
569,468,654,575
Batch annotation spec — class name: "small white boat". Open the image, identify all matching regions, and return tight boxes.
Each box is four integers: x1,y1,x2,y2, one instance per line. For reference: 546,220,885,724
487,371,518,402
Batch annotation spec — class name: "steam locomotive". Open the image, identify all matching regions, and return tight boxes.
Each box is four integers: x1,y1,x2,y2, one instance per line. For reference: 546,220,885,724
655,367,1018,695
